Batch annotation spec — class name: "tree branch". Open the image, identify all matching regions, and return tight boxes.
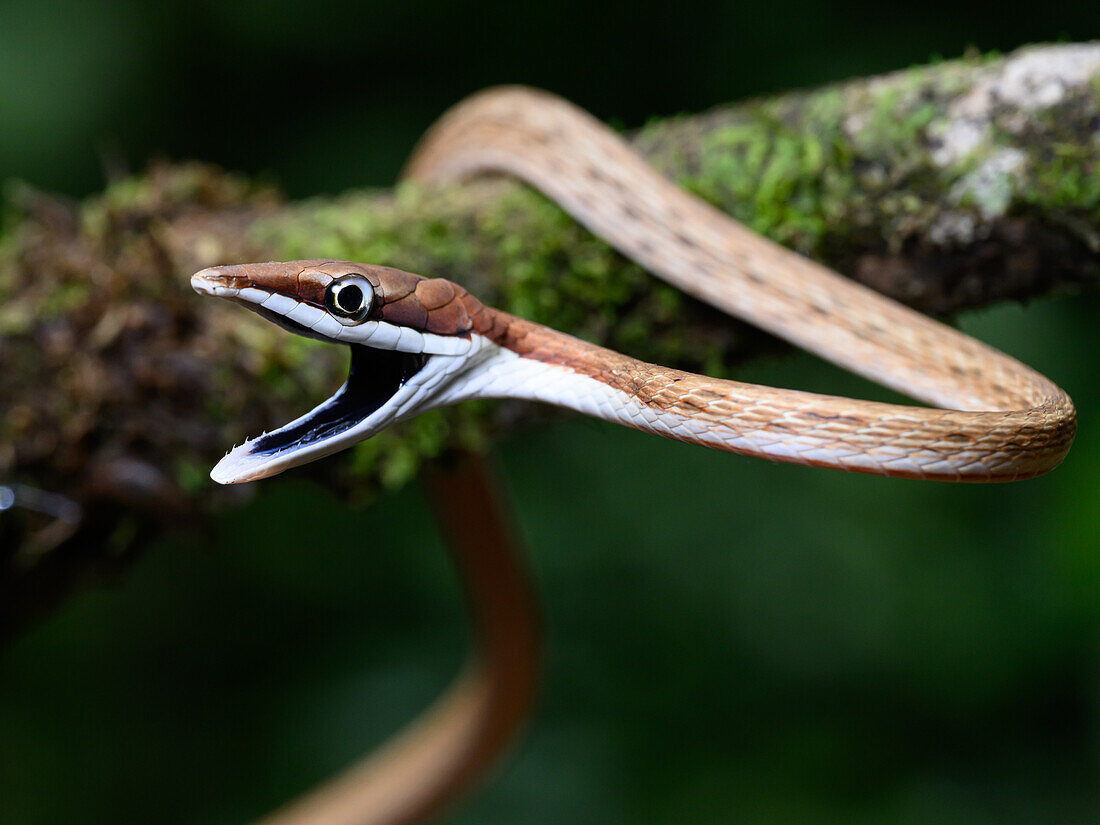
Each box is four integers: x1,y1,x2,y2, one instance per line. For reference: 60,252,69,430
2,42,1099,638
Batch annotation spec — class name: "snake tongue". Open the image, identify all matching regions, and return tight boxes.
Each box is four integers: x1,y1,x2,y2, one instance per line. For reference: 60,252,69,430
210,345,427,484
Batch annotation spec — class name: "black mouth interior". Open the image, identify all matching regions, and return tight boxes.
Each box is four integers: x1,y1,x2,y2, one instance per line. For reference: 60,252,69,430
252,343,427,457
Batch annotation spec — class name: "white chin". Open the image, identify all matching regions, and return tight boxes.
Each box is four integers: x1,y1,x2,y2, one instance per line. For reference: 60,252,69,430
210,446,295,485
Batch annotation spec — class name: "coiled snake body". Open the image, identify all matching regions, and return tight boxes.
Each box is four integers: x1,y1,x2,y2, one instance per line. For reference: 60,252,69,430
192,88,1076,825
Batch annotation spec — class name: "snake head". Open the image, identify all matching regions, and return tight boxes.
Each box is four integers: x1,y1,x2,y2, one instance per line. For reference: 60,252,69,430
192,260,496,484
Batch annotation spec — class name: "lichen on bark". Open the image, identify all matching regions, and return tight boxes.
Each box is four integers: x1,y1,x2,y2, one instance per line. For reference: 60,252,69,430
1,42,1099,637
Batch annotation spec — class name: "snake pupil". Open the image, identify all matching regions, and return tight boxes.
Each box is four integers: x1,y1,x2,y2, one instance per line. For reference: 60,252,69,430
336,284,363,313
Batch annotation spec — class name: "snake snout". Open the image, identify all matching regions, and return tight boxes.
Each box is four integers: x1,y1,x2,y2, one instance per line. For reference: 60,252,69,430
191,265,253,294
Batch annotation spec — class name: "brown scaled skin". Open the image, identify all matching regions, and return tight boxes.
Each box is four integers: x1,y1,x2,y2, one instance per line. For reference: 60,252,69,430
196,259,494,337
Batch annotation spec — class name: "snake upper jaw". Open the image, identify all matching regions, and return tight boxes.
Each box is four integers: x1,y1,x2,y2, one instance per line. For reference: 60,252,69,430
192,267,479,485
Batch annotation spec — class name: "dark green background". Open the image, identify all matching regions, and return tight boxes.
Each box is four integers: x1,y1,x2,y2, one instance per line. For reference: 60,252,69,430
2,2,1100,823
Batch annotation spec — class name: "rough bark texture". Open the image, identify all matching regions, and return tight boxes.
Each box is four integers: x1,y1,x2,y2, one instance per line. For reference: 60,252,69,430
2,43,1099,638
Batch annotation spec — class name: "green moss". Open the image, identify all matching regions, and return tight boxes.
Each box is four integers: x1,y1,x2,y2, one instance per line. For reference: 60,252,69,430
866,88,917,147
344,404,487,491
1026,141,1100,212
348,411,442,489
669,97,854,255
83,163,275,240
1013,87,1100,236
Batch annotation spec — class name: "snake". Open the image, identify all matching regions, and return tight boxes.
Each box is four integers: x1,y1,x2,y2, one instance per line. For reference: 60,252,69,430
191,88,1076,825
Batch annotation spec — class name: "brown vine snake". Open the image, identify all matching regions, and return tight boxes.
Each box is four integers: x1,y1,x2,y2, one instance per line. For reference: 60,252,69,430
191,87,1076,825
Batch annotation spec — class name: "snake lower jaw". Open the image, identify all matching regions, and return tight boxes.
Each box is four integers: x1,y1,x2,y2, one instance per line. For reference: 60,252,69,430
209,344,453,485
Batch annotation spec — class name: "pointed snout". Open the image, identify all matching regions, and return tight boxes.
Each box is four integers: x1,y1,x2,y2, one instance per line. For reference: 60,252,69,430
191,265,249,296
191,261,316,297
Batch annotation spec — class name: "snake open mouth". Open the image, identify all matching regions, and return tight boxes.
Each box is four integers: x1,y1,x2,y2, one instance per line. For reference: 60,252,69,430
191,262,484,484
251,344,427,458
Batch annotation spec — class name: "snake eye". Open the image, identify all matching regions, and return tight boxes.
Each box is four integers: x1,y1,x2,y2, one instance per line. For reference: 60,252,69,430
325,275,373,322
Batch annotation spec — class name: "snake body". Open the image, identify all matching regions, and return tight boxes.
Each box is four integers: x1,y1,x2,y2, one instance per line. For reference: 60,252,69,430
191,88,1076,824
404,88,1075,480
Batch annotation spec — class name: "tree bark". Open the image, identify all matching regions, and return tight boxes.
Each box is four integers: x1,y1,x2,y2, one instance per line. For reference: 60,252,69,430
2,42,1099,638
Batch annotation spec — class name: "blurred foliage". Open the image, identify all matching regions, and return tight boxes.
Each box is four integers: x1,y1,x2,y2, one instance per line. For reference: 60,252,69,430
2,1,1100,824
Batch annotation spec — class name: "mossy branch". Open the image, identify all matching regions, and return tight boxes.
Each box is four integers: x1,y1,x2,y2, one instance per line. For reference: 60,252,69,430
2,42,1100,637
